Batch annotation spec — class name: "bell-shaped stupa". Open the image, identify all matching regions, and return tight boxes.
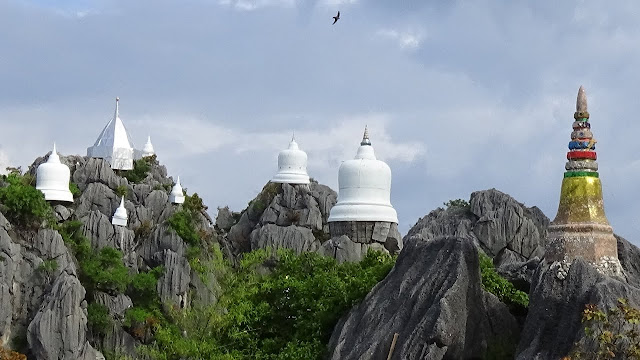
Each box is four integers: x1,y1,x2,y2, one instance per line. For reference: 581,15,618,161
328,127,398,223
36,143,74,202
545,86,620,275
112,197,128,226
142,136,155,158
170,177,185,204
327,127,401,251
271,134,310,184
87,97,135,170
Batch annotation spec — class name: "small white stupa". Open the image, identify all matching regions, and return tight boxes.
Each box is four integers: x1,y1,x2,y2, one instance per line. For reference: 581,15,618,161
142,136,155,158
36,143,74,202
170,177,185,204
87,97,135,170
328,126,398,223
271,133,310,184
112,197,128,226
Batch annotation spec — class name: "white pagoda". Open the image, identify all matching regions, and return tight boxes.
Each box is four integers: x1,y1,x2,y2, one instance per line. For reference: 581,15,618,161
87,98,135,170
36,143,74,202
271,134,310,185
328,126,398,223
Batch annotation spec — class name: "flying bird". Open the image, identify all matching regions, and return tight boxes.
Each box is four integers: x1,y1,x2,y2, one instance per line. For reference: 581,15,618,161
332,11,340,24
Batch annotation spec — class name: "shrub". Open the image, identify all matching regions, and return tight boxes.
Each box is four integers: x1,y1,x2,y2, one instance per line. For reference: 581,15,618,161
0,346,27,360
38,259,58,282
69,182,81,198
567,298,640,359
166,193,207,246
87,303,113,336
479,252,529,312
128,267,164,308
444,198,470,209
134,220,153,241
141,248,396,360
57,220,91,260
80,247,131,294
0,173,54,227
116,185,128,198
123,158,151,184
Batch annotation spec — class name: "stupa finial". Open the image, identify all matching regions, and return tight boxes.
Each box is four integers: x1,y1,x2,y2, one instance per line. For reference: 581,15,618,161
575,86,589,119
292,131,295,142
52,142,57,155
361,125,371,146
48,142,60,163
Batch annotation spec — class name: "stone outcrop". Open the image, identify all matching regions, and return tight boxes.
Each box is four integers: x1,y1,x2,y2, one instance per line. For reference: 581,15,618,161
516,259,640,359
327,236,519,360
405,189,547,290
224,181,336,256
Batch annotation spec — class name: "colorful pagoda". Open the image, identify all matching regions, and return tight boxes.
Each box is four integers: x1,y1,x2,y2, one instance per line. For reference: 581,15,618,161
545,86,620,275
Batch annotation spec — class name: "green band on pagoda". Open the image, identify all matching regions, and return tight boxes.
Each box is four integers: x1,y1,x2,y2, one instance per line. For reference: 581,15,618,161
576,118,589,122
564,171,599,178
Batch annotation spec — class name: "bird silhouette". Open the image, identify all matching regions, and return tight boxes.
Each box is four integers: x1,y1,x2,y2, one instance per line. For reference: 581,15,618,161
332,11,340,24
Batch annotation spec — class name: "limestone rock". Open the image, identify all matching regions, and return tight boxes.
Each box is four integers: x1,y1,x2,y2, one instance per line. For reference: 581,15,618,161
250,224,321,255
320,235,389,263
215,206,237,232
516,260,640,359
327,236,519,359
27,273,104,360
94,292,133,319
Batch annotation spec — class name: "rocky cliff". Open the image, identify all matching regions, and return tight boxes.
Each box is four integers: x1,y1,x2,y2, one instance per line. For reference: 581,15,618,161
0,153,220,359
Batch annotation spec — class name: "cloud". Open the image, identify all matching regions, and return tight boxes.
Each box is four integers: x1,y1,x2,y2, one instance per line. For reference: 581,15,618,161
376,28,425,50
218,0,298,11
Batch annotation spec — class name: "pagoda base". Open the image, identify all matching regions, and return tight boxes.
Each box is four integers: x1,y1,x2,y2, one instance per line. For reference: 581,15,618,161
546,223,621,276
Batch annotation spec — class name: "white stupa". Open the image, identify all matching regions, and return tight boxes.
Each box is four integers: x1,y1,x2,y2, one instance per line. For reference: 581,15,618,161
170,177,185,204
87,97,135,170
271,134,310,184
112,197,128,226
36,144,74,202
142,136,155,158
328,127,398,223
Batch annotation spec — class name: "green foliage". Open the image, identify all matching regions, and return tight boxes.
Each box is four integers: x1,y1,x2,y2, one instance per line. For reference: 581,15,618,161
140,248,395,360
479,252,529,311
167,193,207,246
69,182,81,198
129,267,164,308
116,185,128,198
80,247,131,294
87,303,113,336
444,198,470,209
134,220,153,241
56,220,91,260
122,158,152,184
0,173,54,227
568,299,640,359
247,182,281,216
38,259,58,281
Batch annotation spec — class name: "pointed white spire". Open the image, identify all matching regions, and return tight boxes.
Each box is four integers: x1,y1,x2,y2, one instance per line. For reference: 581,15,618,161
112,197,128,226
142,135,155,157
170,176,185,204
36,142,74,202
48,143,61,164
87,97,135,170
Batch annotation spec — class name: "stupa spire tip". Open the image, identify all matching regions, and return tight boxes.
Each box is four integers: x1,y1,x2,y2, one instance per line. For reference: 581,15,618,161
361,125,371,146
575,86,589,119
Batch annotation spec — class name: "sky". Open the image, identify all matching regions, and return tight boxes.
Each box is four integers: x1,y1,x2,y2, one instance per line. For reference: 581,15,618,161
2,0,640,244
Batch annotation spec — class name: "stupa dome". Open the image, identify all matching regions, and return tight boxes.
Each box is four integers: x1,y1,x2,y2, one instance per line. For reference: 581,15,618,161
87,97,135,170
170,177,185,204
112,197,128,226
271,135,310,184
142,136,155,157
36,144,74,203
328,127,398,223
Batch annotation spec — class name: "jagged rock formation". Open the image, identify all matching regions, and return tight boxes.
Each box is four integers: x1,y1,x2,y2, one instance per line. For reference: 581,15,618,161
222,180,400,262
224,181,336,257
516,257,640,359
406,189,548,291
0,153,220,358
327,236,519,359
